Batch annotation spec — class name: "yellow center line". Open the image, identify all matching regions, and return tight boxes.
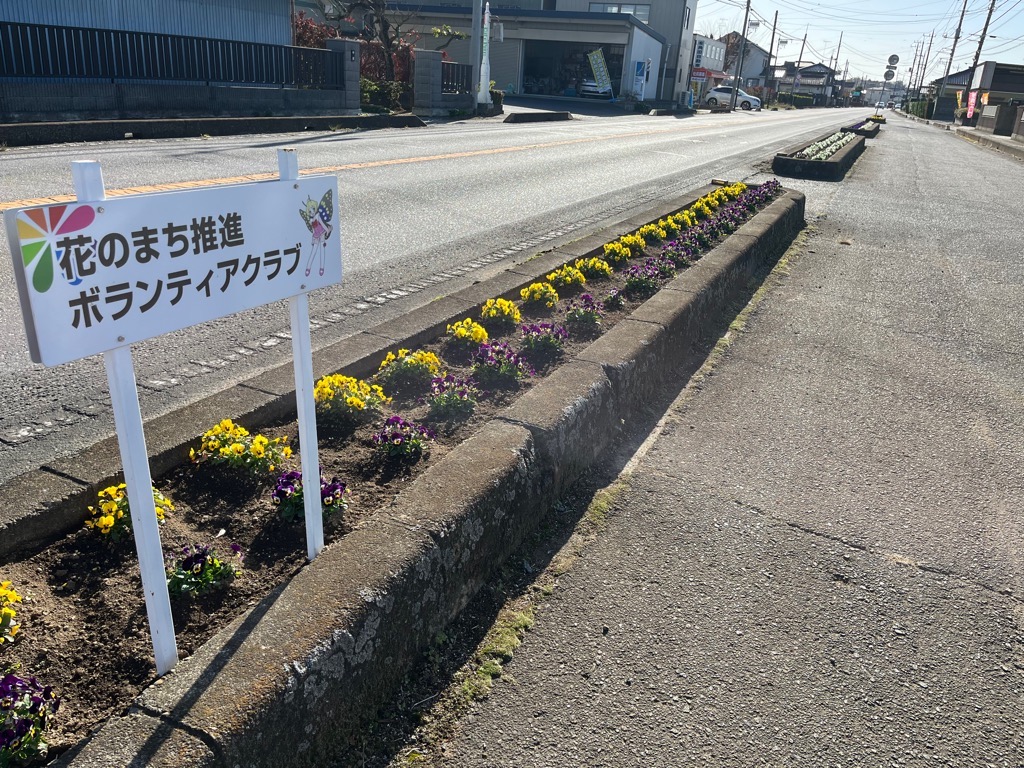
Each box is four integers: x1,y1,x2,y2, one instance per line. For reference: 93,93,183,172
0,126,688,212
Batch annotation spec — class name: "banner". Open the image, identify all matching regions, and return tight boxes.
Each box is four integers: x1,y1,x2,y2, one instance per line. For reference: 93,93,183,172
587,49,614,95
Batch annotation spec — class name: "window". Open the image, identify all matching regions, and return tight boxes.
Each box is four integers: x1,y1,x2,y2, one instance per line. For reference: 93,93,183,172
589,3,651,23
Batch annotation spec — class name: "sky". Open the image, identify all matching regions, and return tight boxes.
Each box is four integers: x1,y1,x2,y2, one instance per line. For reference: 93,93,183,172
692,0,1024,84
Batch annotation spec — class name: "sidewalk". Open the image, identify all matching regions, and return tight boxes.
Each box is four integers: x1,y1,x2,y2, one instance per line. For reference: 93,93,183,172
436,114,1024,763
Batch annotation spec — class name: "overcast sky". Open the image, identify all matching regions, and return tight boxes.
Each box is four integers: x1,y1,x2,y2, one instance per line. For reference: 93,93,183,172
692,0,1024,84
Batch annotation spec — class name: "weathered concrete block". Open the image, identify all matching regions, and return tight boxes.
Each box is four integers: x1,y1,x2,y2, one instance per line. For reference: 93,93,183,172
50,712,218,768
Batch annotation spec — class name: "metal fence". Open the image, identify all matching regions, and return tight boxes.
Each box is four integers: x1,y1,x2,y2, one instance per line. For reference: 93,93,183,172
441,61,473,94
0,20,345,89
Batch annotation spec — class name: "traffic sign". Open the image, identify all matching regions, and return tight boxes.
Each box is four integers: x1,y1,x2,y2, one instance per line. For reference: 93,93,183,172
888,54,900,66
884,70,895,81
886,65,897,71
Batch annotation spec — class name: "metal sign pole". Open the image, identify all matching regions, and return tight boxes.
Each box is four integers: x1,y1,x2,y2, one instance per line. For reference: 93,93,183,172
277,149,325,561
72,160,179,676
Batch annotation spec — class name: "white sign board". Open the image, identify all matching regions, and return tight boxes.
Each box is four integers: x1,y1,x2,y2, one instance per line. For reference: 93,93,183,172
6,176,340,366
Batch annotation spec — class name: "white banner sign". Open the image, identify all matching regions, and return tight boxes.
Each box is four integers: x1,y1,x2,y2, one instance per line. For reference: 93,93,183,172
6,175,341,366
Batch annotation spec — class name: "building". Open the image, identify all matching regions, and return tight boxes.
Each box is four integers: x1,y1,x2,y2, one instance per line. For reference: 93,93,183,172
688,33,728,100
717,31,769,89
772,61,838,105
930,61,1024,127
0,0,291,44
400,0,698,105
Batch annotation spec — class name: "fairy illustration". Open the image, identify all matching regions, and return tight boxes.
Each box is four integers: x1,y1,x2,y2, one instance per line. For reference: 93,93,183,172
298,190,333,277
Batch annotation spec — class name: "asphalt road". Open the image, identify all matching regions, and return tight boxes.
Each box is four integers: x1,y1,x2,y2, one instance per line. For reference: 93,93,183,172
0,107,862,484
430,119,1024,765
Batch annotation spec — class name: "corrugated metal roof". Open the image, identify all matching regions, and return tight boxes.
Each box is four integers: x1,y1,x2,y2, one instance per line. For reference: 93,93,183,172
0,0,291,45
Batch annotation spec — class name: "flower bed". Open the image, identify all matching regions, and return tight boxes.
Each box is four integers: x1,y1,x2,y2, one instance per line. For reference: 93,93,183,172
0,180,785,764
842,119,881,138
772,128,867,181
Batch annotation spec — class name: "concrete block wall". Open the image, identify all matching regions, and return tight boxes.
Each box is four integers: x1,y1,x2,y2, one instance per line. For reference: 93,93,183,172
412,49,474,117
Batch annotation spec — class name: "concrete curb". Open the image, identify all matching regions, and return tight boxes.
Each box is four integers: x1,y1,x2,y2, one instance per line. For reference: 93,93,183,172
52,188,806,768
772,131,867,181
0,114,426,148
502,111,573,123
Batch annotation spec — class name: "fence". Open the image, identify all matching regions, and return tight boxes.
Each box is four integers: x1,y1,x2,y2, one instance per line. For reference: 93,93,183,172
441,61,473,94
0,20,345,89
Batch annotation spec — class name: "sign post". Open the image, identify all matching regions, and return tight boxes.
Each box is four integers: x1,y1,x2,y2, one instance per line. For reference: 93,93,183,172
5,151,341,674
72,160,179,675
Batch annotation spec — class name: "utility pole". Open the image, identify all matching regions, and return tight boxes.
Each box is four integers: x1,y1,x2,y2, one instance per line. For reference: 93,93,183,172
828,31,843,105
921,31,934,95
729,0,752,110
787,28,807,105
966,0,997,116
765,10,778,105
938,0,969,99
469,0,483,105
908,39,921,103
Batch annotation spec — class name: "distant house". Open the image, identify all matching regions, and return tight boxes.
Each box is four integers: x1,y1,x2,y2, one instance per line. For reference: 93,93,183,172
689,33,729,99
773,61,837,105
717,31,769,89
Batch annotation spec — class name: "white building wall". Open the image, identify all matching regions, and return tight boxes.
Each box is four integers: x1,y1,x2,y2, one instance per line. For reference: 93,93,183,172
623,29,662,100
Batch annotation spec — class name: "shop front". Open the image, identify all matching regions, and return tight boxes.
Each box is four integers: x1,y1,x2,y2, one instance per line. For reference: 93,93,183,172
522,40,624,98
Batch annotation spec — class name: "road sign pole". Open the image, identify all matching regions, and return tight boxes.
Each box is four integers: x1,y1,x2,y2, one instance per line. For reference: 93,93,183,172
278,148,325,561
72,161,180,676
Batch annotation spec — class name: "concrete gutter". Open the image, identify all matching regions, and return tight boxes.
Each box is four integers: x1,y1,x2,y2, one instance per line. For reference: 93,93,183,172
51,186,805,767
0,114,426,148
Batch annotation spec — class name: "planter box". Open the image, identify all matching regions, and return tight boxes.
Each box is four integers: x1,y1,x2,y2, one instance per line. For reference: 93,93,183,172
772,131,867,181
842,120,880,138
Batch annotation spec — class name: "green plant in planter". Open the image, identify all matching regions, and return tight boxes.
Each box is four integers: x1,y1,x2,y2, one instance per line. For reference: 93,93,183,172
84,484,174,544
0,581,21,645
520,282,559,310
189,419,291,476
573,257,613,280
314,374,390,430
0,674,60,765
377,348,443,393
479,297,522,332
166,543,243,598
545,265,586,293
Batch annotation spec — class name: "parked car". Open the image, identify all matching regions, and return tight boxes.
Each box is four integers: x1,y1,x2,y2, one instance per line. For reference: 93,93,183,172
579,79,613,99
704,86,761,110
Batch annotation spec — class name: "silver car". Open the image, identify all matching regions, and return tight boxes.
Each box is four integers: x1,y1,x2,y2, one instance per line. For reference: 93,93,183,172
704,86,761,110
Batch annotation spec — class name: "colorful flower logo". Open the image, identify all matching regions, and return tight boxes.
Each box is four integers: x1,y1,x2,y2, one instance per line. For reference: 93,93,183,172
15,204,96,293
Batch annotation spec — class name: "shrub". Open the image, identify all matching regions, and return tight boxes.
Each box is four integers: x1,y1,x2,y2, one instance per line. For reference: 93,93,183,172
472,341,534,387
314,374,390,429
573,257,613,280
520,322,568,355
0,582,21,645
84,485,173,543
519,282,559,310
426,374,479,420
271,471,350,524
0,674,59,766
377,348,442,392
190,419,291,475
166,543,243,598
480,298,521,331
565,293,603,333
446,318,489,348
372,415,435,462
545,265,586,293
